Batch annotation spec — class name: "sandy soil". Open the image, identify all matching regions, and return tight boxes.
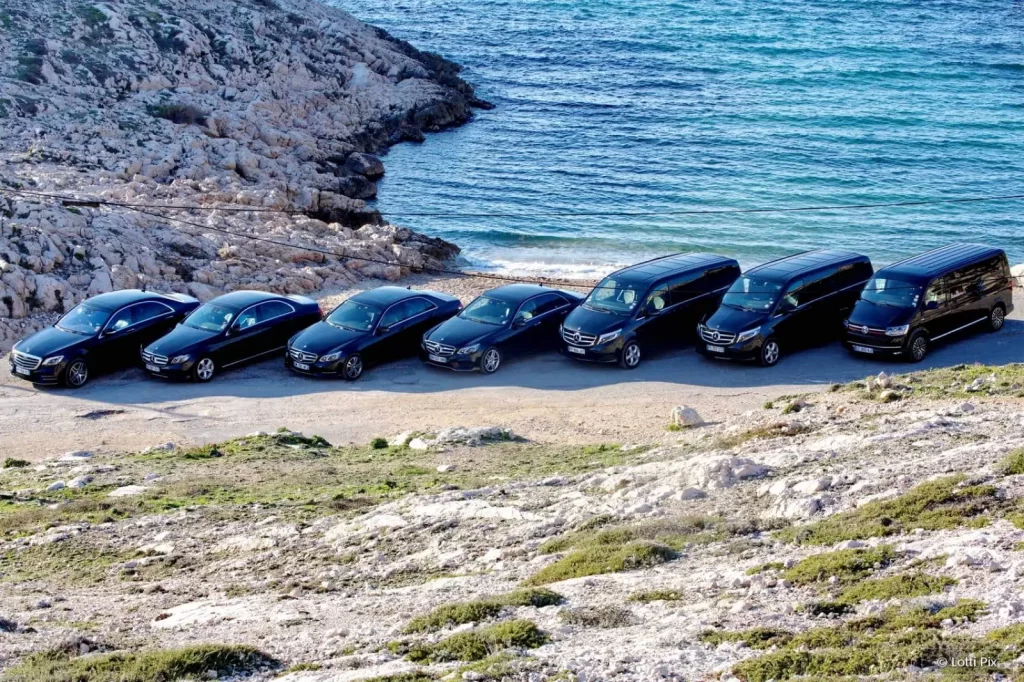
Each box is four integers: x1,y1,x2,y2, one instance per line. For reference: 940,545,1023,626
2,276,1021,462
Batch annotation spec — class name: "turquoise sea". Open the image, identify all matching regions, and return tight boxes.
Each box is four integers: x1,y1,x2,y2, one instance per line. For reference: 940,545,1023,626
334,0,1024,275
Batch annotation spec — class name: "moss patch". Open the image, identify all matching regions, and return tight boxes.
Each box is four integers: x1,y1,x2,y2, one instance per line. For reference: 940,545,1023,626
699,627,792,650
781,546,896,586
403,588,563,633
776,475,999,545
557,605,634,629
836,572,956,604
405,620,547,664
1001,448,1024,476
629,589,684,603
847,363,1024,401
1,644,277,682
524,542,675,586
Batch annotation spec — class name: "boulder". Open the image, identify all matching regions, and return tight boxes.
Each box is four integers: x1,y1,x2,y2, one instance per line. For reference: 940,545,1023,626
345,152,385,179
670,406,704,429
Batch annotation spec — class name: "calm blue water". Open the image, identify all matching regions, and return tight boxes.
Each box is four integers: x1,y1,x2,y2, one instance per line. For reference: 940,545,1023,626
334,0,1024,275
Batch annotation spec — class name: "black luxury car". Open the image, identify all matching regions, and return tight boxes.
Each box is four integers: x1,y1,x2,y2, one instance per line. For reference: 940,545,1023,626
560,253,740,369
698,250,874,366
285,286,462,380
844,243,1014,362
142,290,322,382
421,284,583,373
9,289,200,388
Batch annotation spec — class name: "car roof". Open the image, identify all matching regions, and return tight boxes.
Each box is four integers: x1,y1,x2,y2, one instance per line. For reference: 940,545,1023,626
82,289,174,312
207,290,284,311
746,249,869,282
607,252,739,285
352,286,439,307
877,243,1005,284
483,283,564,303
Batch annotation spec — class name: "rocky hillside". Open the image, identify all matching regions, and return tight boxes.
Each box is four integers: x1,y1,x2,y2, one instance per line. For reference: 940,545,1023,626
0,0,489,348
2,364,1024,680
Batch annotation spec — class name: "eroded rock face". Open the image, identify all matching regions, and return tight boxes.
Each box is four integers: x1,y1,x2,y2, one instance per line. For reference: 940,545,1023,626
0,0,484,348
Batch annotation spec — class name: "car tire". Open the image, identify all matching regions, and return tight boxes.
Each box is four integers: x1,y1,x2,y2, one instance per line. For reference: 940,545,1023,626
342,354,364,381
619,340,642,369
192,357,216,382
480,347,502,374
63,358,90,388
759,338,781,367
988,304,1006,332
907,332,928,363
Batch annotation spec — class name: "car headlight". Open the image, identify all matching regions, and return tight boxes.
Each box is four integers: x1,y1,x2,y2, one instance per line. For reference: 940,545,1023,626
597,329,622,345
736,327,761,343
319,351,342,363
458,344,480,355
42,355,64,366
886,325,910,337
170,355,191,365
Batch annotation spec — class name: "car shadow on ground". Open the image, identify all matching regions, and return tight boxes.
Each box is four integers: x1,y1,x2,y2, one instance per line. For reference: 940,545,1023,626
8,319,1023,407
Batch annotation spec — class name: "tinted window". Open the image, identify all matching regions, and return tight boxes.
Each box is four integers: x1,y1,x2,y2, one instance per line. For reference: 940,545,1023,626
663,273,701,306
706,265,740,291
405,298,437,317
924,277,950,307
782,279,806,308
722,276,783,312
255,301,293,323
862,277,921,308
798,268,837,304
380,300,413,328
57,304,110,335
460,296,513,326
644,287,668,314
533,293,566,316
185,304,235,332
134,301,173,323
107,306,135,332
515,297,543,322
585,277,644,314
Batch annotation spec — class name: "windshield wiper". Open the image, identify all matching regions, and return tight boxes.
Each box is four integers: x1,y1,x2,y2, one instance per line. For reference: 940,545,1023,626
327,320,362,332
56,326,90,336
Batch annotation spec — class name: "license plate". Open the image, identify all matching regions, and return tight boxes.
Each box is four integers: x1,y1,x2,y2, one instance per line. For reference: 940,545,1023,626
428,354,447,363
852,345,874,354
15,366,30,376
146,364,161,372
293,362,310,371
568,346,585,355
707,344,725,353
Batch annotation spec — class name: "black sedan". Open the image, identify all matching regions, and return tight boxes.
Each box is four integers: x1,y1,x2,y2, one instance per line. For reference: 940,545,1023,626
142,291,322,382
421,284,582,373
9,289,200,388
286,287,461,380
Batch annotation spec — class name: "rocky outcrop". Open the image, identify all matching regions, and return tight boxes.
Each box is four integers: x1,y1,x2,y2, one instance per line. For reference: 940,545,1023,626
0,0,488,348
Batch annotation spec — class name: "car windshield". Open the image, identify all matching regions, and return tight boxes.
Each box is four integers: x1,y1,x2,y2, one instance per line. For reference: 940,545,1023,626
184,304,235,332
459,296,513,326
861,277,921,308
584,277,644,314
722,276,783,312
56,304,110,335
327,300,381,332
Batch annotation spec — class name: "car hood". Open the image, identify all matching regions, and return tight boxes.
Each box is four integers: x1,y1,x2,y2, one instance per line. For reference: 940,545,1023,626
847,300,915,329
562,305,629,337
289,322,366,355
145,324,219,356
14,326,91,358
704,305,769,333
424,316,499,348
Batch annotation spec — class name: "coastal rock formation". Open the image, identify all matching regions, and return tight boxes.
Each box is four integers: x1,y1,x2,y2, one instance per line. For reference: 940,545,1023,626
0,0,488,348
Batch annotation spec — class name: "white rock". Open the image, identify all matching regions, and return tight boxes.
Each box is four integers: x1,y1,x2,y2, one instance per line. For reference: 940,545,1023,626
671,405,704,428
676,487,707,501
436,464,457,473
108,485,151,498
46,481,66,492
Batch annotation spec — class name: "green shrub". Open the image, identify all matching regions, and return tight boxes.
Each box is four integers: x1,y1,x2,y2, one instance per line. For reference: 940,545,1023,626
557,605,633,628
782,546,896,586
1001,448,1024,476
629,589,683,603
699,627,792,650
523,542,675,586
745,561,784,576
777,475,999,545
370,437,389,450
406,620,547,664
3,457,29,468
836,572,956,604
403,589,563,633
147,103,209,126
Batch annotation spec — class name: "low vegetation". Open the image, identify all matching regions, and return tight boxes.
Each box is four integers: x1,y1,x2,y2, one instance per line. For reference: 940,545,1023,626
404,620,548,664
836,572,957,604
524,542,675,586
1,644,277,682
780,545,896,586
557,605,634,629
1001,448,1024,476
776,475,999,545
717,601,995,681
628,589,684,603
713,422,814,450
849,363,1024,401
147,103,209,126
403,588,563,633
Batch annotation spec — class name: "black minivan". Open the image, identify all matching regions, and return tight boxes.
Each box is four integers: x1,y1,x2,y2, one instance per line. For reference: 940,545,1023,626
698,250,873,366
844,243,1014,362
560,253,741,369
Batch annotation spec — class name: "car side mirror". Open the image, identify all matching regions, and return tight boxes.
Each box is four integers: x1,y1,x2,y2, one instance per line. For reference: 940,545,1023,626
925,301,939,310
512,318,527,329
776,302,794,315
376,325,390,335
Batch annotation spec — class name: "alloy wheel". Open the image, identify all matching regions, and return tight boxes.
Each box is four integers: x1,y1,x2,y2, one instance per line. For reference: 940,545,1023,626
911,336,928,362
991,306,1005,331
623,342,641,368
344,355,363,380
762,340,780,366
196,358,215,381
66,361,89,388
482,349,501,373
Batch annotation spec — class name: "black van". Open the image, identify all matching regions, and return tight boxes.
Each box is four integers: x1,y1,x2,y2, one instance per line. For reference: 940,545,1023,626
560,253,740,369
844,243,1014,362
698,250,873,366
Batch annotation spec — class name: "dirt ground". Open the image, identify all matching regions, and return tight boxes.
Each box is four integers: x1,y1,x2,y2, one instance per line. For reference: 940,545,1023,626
2,275,1022,461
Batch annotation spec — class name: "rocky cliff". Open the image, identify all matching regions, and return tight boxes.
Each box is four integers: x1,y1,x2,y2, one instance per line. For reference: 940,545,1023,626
0,0,489,348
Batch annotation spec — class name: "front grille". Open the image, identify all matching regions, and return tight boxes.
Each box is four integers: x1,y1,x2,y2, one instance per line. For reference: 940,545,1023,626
846,324,886,336
700,326,737,345
142,351,168,365
562,328,597,347
11,350,42,371
424,340,456,356
289,348,318,363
